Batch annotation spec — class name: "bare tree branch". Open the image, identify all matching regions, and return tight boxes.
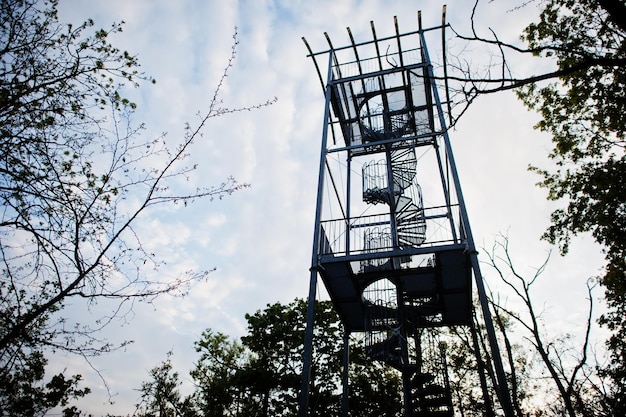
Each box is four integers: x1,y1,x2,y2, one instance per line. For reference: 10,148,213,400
483,234,605,417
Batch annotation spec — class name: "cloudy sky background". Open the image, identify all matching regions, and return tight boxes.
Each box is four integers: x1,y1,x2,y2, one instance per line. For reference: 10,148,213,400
49,0,607,414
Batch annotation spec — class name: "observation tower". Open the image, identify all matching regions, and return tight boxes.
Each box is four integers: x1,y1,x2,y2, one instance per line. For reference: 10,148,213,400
299,9,515,417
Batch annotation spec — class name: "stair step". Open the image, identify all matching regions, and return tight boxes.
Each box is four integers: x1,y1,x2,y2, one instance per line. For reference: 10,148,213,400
366,334,401,355
395,197,426,248
395,195,414,216
397,213,426,226
363,188,400,205
365,332,405,367
405,303,440,317
412,410,453,417
399,234,426,247
398,227,426,236
411,372,435,388
365,347,402,367
414,395,451,408
396,211,426,224
391,147,417,190
365,302,397,318
414,384,447,398
390,147,416,164
392,166,416,190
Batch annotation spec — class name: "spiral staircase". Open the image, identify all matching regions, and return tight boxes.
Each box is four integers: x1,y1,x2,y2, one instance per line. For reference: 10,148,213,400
363,290,454,416
362,145,426,249
360,141,453,416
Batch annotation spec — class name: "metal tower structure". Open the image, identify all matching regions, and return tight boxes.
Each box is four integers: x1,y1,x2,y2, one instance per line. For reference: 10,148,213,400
299,10,515,417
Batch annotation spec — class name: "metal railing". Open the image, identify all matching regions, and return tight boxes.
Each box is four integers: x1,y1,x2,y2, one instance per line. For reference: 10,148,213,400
318,204,463,257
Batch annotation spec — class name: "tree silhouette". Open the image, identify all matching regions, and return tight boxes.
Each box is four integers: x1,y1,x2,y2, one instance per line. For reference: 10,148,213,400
0,0,274,412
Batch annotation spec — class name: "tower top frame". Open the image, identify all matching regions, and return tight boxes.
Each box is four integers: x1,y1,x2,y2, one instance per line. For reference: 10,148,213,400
302,9,453,154
302,9,449,85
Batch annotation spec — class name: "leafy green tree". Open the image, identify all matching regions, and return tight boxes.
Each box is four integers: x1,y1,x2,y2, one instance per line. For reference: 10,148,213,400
190,300,348,417
0,350,89,417
135,352,196,417
347,342,402,417
240,300,344,417
190,330,247,416
137,300,402,416
240,300,402,416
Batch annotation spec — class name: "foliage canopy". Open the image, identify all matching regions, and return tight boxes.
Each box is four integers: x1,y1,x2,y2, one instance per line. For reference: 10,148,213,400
135,300,403,417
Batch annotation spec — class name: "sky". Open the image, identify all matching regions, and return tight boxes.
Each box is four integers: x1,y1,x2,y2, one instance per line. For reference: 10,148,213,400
48,0,608,414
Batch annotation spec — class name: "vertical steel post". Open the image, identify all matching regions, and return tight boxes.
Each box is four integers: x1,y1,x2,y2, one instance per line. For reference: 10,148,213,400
420,31,516,417
346,157,351,255
385,148,400,250
342,330,350,417
298,50,335,417
470,319,496,417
